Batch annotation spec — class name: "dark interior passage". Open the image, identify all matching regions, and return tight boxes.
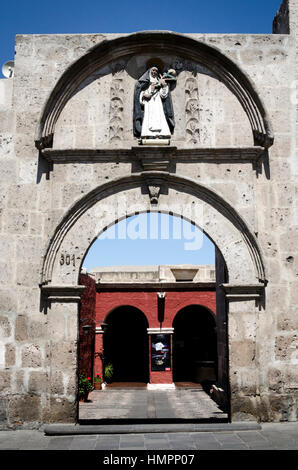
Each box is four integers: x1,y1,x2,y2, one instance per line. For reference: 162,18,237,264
173,305,217,384
103,306,149,383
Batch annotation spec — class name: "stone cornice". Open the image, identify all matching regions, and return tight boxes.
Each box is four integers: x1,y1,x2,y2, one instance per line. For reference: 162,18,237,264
95,282,216,291
41,285,85,302
41,146,265,166
220,283,265,300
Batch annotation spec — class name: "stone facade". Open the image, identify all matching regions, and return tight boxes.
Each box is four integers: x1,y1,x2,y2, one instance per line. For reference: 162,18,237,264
0,0,297,427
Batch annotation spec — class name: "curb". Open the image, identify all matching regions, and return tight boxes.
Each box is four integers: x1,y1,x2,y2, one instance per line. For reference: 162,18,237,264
44,422,261,435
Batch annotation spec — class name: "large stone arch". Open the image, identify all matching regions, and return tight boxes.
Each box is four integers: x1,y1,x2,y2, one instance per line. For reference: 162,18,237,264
40,173,266,422
35,31,274,150
40,172,266,291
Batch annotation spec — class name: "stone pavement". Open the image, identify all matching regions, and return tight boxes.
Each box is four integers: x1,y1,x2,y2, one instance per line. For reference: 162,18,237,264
0,422,298,450
79,387,228,421
1,388,298,453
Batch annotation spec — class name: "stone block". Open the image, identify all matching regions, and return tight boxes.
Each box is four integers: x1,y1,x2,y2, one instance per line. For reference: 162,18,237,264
42,397,76,423
29,212,44,236
16,263,40,287
277,309,298,331
49,370,65,395
229,340,256,367
46,311,66,342
15,133,37,159
5,344,15,367
65,373,77,397
4,211,29,234
266,284,290,313
0,235,15,260
267,258,282,284
0,262,14,286
290,282,298,304
16,237,43,262
53,126,75,148
0,316,11,338
230,368,258,395
28,318,47,340
257,395,296,422
0,398,8,425
0,159,17,184
21,344,42,368
28,371,48,394
15,370,25,393
0,370,11,392
280,227,298,253
66,164,94,183
269,133,292,158
7,185,38,210
267,368,284,393
0,134,13,158
15,315,28,342
16,287,40,315
275,334,298,361
61,182,92,208
48,341,77,369
8,394,41,425
0,109,14,133
0,289,17,314
230,395,257,422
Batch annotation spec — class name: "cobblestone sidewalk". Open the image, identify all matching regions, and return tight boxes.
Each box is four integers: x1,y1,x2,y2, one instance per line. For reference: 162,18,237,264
79,388,227,421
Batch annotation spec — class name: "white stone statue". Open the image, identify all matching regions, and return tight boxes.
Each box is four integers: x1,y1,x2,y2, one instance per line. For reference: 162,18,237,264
133,65,176,141
140,67,171,138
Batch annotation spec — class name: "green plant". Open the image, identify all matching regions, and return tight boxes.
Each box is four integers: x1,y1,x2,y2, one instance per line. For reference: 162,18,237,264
79,373,93,396
94,373,102,384
104,363,114,381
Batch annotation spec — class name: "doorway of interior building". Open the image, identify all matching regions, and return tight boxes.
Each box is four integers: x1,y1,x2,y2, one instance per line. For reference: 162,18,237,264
103,306,149,384
173,305,217,388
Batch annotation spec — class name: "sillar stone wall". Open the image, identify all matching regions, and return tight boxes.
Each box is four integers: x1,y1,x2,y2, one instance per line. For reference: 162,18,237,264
0,0,297,428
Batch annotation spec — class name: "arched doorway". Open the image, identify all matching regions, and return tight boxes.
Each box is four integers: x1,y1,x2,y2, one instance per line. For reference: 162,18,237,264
173,305,217,385
103,306,149,383
40,173,265,422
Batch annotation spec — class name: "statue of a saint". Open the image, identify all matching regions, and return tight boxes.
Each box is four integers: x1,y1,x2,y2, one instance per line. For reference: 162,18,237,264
133,66,176,140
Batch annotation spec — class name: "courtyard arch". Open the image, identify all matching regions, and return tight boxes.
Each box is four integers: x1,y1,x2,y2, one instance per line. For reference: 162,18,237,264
103,305,149,384
172,305,217,385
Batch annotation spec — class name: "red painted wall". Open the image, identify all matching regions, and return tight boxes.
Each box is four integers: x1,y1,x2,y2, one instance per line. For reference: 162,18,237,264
94,288,216,384
79,273,96,380
95,290,216,327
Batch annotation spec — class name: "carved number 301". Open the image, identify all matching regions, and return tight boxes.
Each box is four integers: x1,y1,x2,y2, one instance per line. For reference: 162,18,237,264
60,254,76,266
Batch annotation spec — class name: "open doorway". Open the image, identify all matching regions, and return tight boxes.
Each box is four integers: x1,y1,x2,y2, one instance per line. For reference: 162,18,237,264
173,305,217,386
103,306,149,384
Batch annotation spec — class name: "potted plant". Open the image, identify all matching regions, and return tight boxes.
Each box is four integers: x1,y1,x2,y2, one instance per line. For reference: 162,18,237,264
104,363,114,383
79,373,93,402
94,373,102,390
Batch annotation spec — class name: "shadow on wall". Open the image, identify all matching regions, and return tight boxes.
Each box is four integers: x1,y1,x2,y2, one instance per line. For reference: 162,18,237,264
79,273,96,380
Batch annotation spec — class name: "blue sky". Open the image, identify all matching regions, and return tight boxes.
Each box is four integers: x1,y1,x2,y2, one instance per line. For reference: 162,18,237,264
1,0,282,78
82,213,215,270
1,0,282,268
